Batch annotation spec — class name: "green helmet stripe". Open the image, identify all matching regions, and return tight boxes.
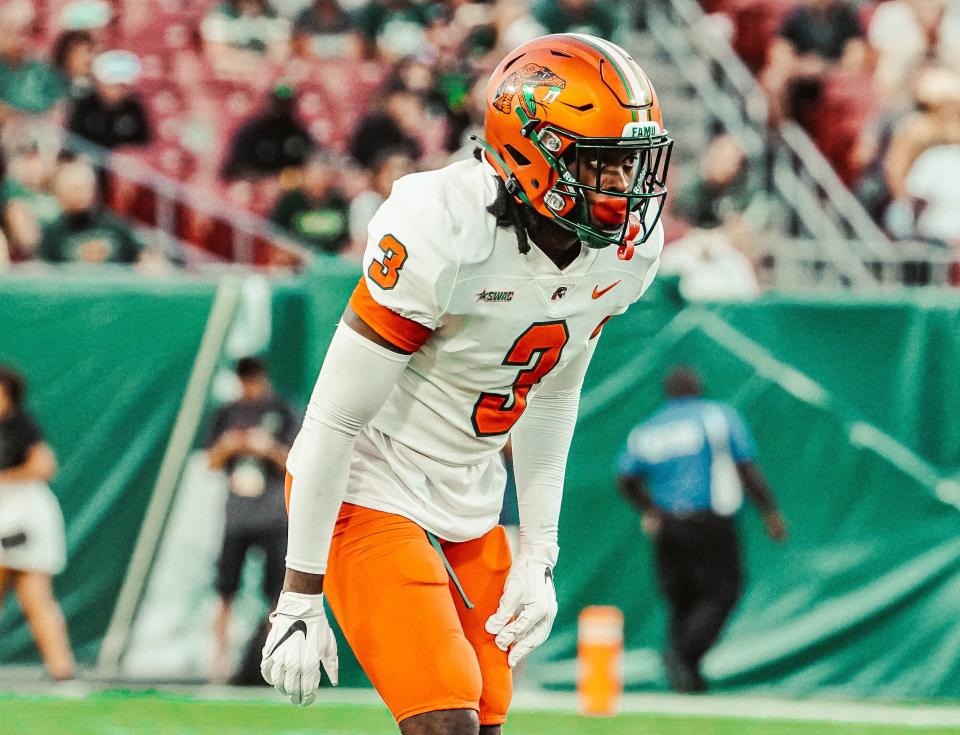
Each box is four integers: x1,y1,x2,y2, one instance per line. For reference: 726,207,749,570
568,34,640,122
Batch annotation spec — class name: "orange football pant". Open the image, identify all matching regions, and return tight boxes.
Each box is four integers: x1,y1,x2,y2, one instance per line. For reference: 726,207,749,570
323,502,513,726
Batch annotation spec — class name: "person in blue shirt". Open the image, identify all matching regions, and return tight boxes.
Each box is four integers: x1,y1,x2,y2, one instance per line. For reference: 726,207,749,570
617,366,786,693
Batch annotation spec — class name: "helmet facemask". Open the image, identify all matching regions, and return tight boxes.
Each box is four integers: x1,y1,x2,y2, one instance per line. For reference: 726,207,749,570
518,107,673,254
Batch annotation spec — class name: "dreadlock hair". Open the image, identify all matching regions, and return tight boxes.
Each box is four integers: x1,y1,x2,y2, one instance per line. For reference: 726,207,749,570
475,146,532,255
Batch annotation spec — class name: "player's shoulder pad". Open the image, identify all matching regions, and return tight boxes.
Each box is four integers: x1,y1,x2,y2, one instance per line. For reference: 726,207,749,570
398,159,499,263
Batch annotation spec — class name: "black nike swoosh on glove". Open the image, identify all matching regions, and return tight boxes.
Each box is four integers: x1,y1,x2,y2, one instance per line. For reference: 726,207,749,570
267,619,308,657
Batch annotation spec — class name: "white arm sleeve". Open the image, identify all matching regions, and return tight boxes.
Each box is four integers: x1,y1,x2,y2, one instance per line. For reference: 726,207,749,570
509,341,597,565
285,322,411,574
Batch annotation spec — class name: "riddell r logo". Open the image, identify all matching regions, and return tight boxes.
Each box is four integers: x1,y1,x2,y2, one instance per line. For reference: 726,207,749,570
592,280,621,299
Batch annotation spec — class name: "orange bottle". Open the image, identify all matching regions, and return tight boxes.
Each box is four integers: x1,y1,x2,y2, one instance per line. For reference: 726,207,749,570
577,606,624,717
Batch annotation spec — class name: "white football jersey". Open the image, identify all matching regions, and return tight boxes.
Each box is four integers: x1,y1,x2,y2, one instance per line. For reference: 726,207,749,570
341,158,663,541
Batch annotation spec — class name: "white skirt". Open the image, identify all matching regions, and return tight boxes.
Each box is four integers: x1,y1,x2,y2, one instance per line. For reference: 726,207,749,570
0,481,67,575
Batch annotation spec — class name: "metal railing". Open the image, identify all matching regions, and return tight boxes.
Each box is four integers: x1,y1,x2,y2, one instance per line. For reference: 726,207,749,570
59,128,314,269
637,0,940,289
755,238,957,289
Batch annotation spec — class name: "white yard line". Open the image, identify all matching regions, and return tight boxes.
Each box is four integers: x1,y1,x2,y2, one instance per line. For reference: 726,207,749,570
3,678,960,728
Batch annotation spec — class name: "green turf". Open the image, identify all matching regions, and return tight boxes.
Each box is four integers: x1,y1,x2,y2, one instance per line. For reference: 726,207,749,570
0,694,956,735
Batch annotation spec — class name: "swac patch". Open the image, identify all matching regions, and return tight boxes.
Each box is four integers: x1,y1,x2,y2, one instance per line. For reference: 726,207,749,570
550,286,568,301
493,63,566,115
476,289,515,303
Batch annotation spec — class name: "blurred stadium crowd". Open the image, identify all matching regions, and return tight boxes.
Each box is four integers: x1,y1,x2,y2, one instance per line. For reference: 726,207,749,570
0,0,957,274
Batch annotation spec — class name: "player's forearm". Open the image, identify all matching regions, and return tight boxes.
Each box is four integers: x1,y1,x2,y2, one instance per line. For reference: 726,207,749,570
737,462,779,516
510,386,581,558
285,321,411,574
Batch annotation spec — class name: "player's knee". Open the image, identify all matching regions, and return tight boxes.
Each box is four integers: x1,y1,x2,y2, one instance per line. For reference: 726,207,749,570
399,708,480,735
479,682,511,726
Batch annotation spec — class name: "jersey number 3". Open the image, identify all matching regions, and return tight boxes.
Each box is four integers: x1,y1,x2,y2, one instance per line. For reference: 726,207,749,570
369,234,407,290
472,321,569,437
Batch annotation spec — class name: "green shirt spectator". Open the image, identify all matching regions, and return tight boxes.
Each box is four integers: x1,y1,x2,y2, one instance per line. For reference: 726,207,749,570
270,153,349,254
38,158,142,264
2,179,62,228
0,59,66,114
353,0,434,57
201,0,290,54
0,0,65,113
39,210,142,263
271,190,349,254
671,135,758,229
532,0,618,40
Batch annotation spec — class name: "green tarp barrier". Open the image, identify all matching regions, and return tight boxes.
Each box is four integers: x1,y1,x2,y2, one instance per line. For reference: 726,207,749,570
3,267,960,699
545,305,960,699
0,273,217,664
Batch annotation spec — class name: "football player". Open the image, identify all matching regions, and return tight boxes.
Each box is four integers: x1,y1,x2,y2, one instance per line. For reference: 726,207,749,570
260,33,673,735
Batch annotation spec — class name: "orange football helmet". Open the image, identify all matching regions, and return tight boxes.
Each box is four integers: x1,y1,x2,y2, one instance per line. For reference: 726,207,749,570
476,34,673,258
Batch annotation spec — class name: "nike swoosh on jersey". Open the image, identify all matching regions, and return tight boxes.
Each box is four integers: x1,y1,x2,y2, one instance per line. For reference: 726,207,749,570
592,280,622,299
267,619,308,657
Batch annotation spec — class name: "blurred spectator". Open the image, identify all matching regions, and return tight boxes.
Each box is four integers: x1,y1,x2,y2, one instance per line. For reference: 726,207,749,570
67,51,152,151
348,148,416,252
531,0,618,39
348,82,424,168
448,75,490,160
386,54,469,154
205,357,298,685
270,152,350,254
0,1,66,118
38,159,143,264
0,365,75,682
58,0,113,41
617,367,786,693
852,67,943,224
221,84,316,180
52,30,96,101
883,67,960,240
353,0,435,60
760,0,865,123
900,144,960,244
660,230,761,301
672,134,755,230
1,138,61,259
483,0,549,59
201,0,291,57
868,0,960,107
291,0,358,59
666,135,762,299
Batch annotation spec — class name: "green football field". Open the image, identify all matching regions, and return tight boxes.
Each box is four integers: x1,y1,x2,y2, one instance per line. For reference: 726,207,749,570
2,693,958,735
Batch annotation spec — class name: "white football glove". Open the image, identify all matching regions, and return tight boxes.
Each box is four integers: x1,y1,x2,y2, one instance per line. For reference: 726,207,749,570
260,591,339,706
485,547,559,667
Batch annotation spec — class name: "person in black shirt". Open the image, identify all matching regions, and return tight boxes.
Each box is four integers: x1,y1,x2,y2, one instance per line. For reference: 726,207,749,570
67,50,152,151
348,83,423,169
761,0,865,123
206,357,299,684
221,84,316,180
0,365,75,681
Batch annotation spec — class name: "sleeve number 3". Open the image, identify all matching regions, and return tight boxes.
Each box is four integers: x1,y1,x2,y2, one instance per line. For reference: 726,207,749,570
368,234,408,290
471,321,569,437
